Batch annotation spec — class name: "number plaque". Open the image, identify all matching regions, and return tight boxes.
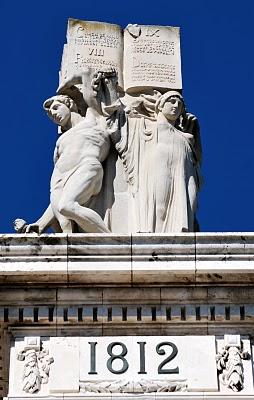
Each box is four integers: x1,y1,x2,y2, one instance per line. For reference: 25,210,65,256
78,335,218,391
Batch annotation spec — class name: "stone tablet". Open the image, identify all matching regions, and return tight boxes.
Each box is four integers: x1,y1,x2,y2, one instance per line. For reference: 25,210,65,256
124,24,182,93
60,19,123,88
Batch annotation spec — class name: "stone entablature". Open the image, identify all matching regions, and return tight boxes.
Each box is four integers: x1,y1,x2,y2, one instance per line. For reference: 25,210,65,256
1,233,254,399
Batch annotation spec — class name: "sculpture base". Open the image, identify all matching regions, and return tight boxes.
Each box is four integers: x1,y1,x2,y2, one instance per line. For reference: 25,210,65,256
1,233,254,398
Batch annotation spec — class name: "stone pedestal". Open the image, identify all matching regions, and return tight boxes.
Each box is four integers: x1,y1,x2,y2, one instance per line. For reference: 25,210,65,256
1,233,254,399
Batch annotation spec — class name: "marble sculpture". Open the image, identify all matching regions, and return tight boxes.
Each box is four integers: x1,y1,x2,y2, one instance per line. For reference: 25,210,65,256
14,20,202,234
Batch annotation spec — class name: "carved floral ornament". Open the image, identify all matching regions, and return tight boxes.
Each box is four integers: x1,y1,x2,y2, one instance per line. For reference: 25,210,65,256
216,335,249,392
17,337,54,394
79,379,187,393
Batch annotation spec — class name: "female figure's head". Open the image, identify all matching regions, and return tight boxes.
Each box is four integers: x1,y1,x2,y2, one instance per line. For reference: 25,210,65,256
155,91,185,123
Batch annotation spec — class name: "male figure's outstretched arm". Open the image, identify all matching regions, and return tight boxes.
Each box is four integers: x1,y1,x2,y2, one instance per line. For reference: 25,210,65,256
14,204,58,234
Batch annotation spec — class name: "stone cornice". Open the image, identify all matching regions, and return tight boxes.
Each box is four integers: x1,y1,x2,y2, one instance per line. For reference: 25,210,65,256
0,233,254,286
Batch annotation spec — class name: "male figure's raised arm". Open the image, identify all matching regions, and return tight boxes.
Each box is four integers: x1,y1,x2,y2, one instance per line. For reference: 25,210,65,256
57,73,83,93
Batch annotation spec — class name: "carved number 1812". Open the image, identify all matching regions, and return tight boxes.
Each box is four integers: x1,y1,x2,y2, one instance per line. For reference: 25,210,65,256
88,341,179,375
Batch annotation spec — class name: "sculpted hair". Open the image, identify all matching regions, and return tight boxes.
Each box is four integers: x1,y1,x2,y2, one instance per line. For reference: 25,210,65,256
43,95,79,113
155,91,185,114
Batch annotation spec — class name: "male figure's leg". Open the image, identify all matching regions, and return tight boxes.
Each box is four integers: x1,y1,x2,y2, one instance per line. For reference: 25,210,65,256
58,162,110,233
51,187,73,233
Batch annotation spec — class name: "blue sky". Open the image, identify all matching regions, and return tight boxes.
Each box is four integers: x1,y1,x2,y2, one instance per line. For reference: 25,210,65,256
1,0,254,233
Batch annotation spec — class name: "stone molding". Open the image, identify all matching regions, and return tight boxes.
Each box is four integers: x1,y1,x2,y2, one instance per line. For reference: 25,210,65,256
4,394,254,400
0,233,254,285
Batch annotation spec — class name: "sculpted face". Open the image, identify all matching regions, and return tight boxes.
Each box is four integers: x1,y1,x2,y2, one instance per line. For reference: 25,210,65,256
47,100,71,127
161,96,183,121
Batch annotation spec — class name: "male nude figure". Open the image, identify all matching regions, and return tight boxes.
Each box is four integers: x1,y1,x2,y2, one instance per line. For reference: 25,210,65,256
15,93,111,233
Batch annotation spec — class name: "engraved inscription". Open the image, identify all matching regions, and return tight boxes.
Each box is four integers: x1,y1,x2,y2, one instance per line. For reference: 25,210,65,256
132,39,175,56
74,53,119,70
145,27,160,37
88,48,105,56
73,27,121,48
131,60,176,84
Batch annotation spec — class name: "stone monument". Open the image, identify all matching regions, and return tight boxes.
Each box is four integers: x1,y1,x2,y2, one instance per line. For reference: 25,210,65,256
1,18,254,400
15,19,201,234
